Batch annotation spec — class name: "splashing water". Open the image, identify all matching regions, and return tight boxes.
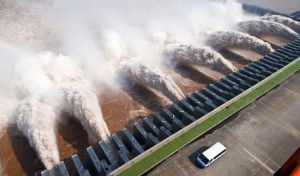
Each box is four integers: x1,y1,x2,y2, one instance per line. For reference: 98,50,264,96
238,20,300,41
261,15,300,34
16,97,59,170
117,60,184,102
62,83,111,142
165,44,237,74
207,30,274,55
1,0,298,174
39,52,111,142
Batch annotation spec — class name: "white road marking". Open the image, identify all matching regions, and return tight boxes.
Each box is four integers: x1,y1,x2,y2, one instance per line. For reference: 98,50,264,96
242,147,275,174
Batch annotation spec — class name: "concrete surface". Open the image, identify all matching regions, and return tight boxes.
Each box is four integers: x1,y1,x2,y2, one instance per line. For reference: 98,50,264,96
146,72,300,176
239,0,300,14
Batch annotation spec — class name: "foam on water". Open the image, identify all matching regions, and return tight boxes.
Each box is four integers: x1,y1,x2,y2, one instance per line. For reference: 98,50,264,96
17,97,59,170
166,44,237,74
62,83,111,142
238,20,300,40
117,60,184,102
261,15,300,34
207,30,274,55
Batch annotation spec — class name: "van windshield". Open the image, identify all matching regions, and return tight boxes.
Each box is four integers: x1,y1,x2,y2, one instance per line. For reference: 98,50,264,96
199,154,209,164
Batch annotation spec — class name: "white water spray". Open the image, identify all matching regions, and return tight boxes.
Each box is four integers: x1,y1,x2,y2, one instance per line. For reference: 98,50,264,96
62,83,111,142
238,20,300,41
261,15,300,34
38,52,111,142
117,60,184,102
207,31,274,55
165,44,237,74
0,0,290,174
16,97,59,170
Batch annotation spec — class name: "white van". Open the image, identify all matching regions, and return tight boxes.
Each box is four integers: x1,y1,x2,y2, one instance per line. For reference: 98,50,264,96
196,142,226,168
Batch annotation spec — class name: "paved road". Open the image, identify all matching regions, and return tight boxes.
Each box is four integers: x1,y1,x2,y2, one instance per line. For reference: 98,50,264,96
146,72,300,176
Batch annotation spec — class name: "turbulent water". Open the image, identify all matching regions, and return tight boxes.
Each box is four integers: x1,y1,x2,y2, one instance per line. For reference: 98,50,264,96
117,60,184,102
207,31,274,55
16,97,59,170
62,83,111,142
238,20,300,40
166,44,237,74
1,0,299,174
261,15,300,34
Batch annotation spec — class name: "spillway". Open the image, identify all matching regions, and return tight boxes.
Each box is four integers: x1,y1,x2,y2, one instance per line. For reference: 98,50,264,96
207,31,274,55
41,37,300,176
62,83,111,142
261,15,300,33
17,97,59,170
166,44,237,74
238,20,300,41
117,61,184,102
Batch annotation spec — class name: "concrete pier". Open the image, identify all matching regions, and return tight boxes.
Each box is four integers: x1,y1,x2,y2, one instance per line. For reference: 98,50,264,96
153,113,171,130
170,118,185,132
146,134,159,148
159,126,172,140
134,123,147,146
178,100,195,114
193,91,212,102
171,104,190,120
186,95,205,108
118,150,130,164
72,154,91,176
143,118,159,137
161,108,178,123
181,112,196,125
87,147,102,175
122,129,144,156
57,162,69,176
99,141,116,166
112,134,130,159
215,81,232,92
193,106,208,118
